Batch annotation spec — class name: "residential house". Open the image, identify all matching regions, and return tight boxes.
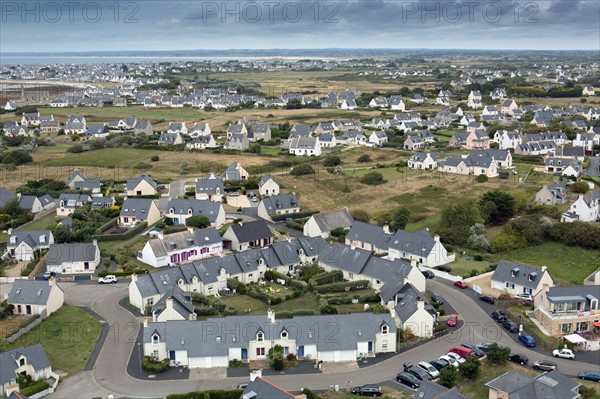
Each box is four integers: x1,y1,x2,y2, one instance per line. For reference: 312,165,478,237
485,370,580,399
465,129,490,150
56,193,91,216
18,195,54,214
501,99,519,115
583,86,596,96
7,279,64,316
226,124,248,137
448,132,469,147
573,132,600,152
139,227,223,268
189,122,211,137
45,241,101,274
345,221,455,267
319,133,337,148
340,99,357,110
85,123,110,138
63,115,86,135
195,173,224,202
389,96,406,110
303,208,354,238
0,344,52,397
337,130,367,147
467,90,482,109
186,135,218,150
248,124,271,142
490,88,507,100
90,197,115,210
39,119,60,133
382,280,436,338
4,100,17,111
410,94,425,104
119,198,161,227
134,120,154,135
369,131,388,146
240,373,296,399
20,113,40,127
108,118,137,131
514,141,558,156
258,174,279,197
65,169,101,193
561,191,600,222
413,381,468,399
438,154,499,178
166,199,226,228
482,105,499,116
257,194,300,222
222,220,273,251
403,135,426,151
158,132,184,145
126,173,158,196
534,284,600,337
494,130,522,150
288,136,321,156
544,157,583,178
151,285,196,322
225,133,249,150
369,97,388,108
471,149,513,168
6,230,54,261
535,182,566,205
490,261,554,297
168,122,187,135
289,124,314,137
407,152,438,170
224,162,249,181
142,311,396,368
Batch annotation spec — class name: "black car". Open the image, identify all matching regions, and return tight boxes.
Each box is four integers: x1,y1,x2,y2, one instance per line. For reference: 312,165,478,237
431,294,445,305
479,295,496,304
508,353,528,365
492,310,507,323
403,362,432,381
460,343,485,358
436,265,452,272
351,385,382,397
503,320,519,333
421,270,434,279
476,342,492,352
430,359,449,371
396,372,421,389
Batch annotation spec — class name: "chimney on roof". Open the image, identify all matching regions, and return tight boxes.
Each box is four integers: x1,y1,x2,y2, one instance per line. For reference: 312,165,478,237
238,221,243,227
249,369,262,382
417,297,425,310
92,239,98,247
187,226,194,233
143,317,148,328
541,266,547,272
382,224,391,235
410,258,417,268
166,297,173,310
131,274,138,283
267,309,275,324
48,277,54,286
434,235,440,242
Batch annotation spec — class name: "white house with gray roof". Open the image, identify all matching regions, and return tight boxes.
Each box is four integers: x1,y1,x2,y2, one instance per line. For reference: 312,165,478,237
561,191,600,223
257,194,300,222
485,370,580,399
18,194,55,214
126,173,158,196
258,174,279,197
7,279,64,316
151,284,196,322
288,136,321,156
65,169,101,193
535,182,566,205
142,311,396,368
45,241,101,274
6,230,54,261
242,373,296,399
56,193,91,216
119,198,161,227
222,220,272,251
407,152,437,170
0,344,53,397
303,208,354,238
166,199,225,228
194,173,224,202
223,162,249,181
381,280,436,338
138,227,223,268
491,261,554,297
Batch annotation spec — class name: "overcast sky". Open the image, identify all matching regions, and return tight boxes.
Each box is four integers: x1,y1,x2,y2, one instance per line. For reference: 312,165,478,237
1,0,598,52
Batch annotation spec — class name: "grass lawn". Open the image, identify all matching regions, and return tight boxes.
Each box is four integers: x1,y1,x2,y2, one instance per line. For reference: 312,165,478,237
274,292,320,312
221,296,268,315
0,315,29,340
450,256,493,278
16,212,60,231
0,305,102,377
455,361,538,399
497,242,600,285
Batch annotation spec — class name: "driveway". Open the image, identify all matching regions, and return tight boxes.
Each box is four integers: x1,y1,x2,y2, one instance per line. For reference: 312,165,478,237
51,279,599,398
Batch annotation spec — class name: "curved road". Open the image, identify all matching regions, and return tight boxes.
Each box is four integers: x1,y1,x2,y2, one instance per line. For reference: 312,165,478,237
51,279,598,398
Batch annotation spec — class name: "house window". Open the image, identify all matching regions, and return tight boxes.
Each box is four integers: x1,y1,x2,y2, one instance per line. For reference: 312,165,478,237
152,334,160,345
381,324,389,335
382,340,388,351
248,274,253,278
19,358,25,367
281,330,288,339
257,331,264,342
153,350,159,358
216,336,221,342
256,347,265,356
147,298,154,306
576,322,589,332
560,323,571,334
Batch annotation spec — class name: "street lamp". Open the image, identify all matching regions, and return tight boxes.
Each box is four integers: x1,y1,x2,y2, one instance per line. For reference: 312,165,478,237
137,342,142,374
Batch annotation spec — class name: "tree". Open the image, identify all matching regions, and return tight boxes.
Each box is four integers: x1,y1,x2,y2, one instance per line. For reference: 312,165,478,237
440,201,484,229
0,150,33,165
390,206,410,232
360,171,385,185
467,234,490,252
439,365,457,388
476,174,489,183
319,305,338,315
357,154,372,163
459,355,481,379
323,155,341,167
486,343,510,365
570,181,589,194
290,164,315,176
479,190,516,224
351,209,370,223
186,216,211,229
151,155,160,162
268,344,285,370
67,144,84,153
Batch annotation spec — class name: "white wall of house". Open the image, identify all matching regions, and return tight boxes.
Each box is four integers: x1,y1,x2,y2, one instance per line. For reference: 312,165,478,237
402,306,435,338
258,180,280,196
127,180,157,196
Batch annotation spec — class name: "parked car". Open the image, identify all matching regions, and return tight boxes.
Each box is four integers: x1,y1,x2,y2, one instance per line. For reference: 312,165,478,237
578,371,600,382
421,270,434,279
518,334,536,347
508,353,529,365
476,342,492,352
351,385,382,396
436,265,452,272
438,355,459,368
503,320,519,333
446,352,466,364
42,271,56,280
514,293,533,302
553,349,575,359
403,362,432,381
418,361,440,379
454,281,468,289
396,372,421,389
236,383,249,389
479,295,496,304
533,360,557,371
429,359,449,371
460,343,485,358
492,310,507,323
447,314,458,327
98,275,118,284
431,294,444,305
448,346,473,359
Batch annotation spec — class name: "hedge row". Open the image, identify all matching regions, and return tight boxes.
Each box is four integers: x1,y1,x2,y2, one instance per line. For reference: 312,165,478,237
166,390,244,399
142,356,170,373
97,269,147,277
310,270,344,286
273,309,318,319
271,210,319,222
314,280,370,293
326,293,380,305
94,222,148,242
95,217,118,234
21,381,50,396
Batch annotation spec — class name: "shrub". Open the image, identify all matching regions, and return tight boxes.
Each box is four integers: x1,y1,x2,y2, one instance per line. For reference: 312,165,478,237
474,254,483,261
439,365,457,388
357,154,372,163
314,280,370,293
228,359,244,367
319,304,338,314
186,216,211,228
570,180,590,194
323,155,342,167
302,388,323,399
0,149,33,165
434,323,448,333
67,144,85,153
142,356,170,373
360,171,385,185
20,381,50,396
290,164,315,176
459,355,481,379
486,343,510,365
151,155,160,162
476,174,489,183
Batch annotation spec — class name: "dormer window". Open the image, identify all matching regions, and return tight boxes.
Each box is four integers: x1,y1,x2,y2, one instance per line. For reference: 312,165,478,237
281,330,288,339
9,236,16,244
19,357,26,367
381,324,389,335
511,268,520,278
178,279,184,286
257,331,264,342
152,334,160,345
188,209,193,215
169,208,174,214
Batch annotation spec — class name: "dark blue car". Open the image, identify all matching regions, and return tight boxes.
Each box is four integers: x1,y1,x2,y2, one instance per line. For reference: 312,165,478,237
518,334,536,347
579,371,600,382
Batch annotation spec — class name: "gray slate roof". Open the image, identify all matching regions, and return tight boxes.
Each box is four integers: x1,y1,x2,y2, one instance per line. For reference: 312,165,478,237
167,199,222,223
311,209,354,233
126,174,157,191
413,381,468,399
393,282,436,323
152,284,194,320
0,344,51,385
7,230,52,249
195,174,224,196
120,198,156,220
242,377,296,399
546,285,600,310
228,220,272,243
260,194,299,213
148,227,221,258
7,280,55,305
0,187,18,207
485,370,580,399
491,261,550,290
46,242,98,266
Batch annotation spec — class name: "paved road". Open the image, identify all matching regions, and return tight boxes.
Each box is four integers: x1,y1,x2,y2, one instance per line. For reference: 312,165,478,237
51,278,599,399
585,156,600,179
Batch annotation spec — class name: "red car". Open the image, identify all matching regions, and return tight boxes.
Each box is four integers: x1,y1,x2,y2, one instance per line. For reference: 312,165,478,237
447,314,458,327
454,281,468,289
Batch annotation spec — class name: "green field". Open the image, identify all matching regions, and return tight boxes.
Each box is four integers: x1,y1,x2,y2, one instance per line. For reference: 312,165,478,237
0,305,102,377
38,106,209,124
497,242,600,286
16,212,60,231
40,148,164,168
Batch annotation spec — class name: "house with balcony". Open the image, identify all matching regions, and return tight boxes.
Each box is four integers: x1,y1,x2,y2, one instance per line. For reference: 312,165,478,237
490,261,554,297
534,285,600,338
